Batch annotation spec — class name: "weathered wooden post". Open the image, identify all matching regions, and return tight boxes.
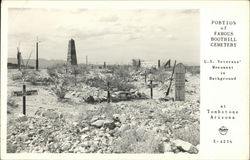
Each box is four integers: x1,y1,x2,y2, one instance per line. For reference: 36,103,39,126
36,39,39,70
138,59,141,68
65,64,68,73
150,80,153,99
175,63,185,101
104,62,106,68
107,82,111,103
158,60,160,68
144,72,147,83
23,84,26,115
166,60,176,96
17,49,21,70
86,56,88,65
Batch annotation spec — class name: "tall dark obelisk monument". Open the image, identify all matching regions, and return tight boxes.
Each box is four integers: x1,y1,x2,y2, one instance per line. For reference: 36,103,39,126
67,39,77,65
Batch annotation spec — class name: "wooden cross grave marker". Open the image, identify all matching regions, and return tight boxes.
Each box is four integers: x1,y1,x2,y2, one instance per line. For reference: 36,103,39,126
12,84,38,115
147,80,158,99
175,63,186,101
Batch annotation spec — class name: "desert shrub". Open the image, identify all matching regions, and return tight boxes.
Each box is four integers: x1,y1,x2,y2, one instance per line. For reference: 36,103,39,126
109,65,133,79
51,83,68,99
7,96,18,108
77,64,90,75
48,64,82,99
173,124,200,146
51,77,71,100
85,76,106,89
11,72,23,81
11,69,29,81
48,64,89,86
84,70,135,91
47,65,63,78
106,65,135,90
48,64,135,91
152,68,172,84
24,70,53,85
106,75,135,91
7,96,19,114
186,66,200,75
112,127,161,153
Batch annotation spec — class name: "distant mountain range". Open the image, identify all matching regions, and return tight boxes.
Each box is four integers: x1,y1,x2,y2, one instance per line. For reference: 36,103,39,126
8,58,66,69
8,58,199,69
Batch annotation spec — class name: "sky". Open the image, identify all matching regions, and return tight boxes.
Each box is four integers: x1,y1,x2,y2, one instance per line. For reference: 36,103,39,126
8,8,199,65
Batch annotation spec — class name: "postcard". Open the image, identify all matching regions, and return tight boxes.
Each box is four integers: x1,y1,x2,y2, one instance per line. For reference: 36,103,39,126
1,1,249,160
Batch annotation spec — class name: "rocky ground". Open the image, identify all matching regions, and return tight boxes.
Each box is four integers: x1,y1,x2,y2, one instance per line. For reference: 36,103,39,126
7,67,200,154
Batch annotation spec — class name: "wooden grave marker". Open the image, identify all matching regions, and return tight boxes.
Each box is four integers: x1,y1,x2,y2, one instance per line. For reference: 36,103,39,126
12,84,38,115
107,82,111,103
158,60,161,68
147,79,158,99
175,63,185,101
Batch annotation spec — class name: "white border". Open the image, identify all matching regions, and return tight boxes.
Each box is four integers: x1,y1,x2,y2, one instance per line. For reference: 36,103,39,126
1,1,249,160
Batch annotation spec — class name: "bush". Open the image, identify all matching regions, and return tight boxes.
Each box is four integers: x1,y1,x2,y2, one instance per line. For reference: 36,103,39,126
7,96,18,108
186,66,200,75
11,72,23,81
47,64,66,77
25,70,53,85
112,127,161,153
7,96,19,114
85,69,135,91
51,76,71,100
106,75,135,91
47,64,81,99
108,65,133,80
152,68,172,84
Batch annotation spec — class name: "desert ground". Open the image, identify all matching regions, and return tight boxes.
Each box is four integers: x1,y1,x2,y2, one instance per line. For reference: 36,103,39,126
7,64,200,154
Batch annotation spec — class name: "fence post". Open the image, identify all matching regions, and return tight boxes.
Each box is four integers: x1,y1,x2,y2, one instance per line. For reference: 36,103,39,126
107,82,111,103
158,60,160,68
17,51,21,70
23,84,26,115
150,80,153,99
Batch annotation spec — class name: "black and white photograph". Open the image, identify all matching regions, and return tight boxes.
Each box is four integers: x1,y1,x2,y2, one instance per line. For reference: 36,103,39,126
6,8,200,154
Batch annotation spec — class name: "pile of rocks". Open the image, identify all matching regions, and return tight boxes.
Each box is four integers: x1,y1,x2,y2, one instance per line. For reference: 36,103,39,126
111,90,148,102
64,87,148,104
160,138,199,154
7,99,199,154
